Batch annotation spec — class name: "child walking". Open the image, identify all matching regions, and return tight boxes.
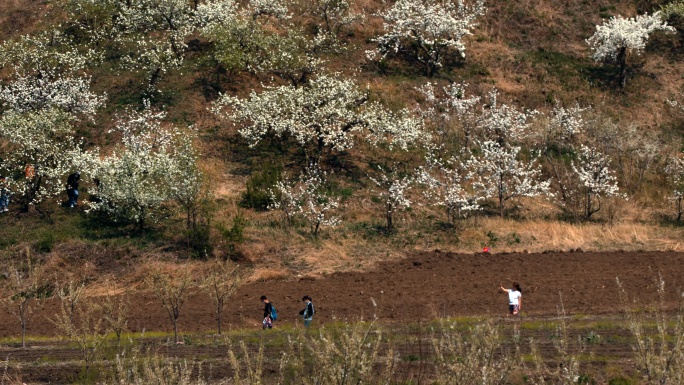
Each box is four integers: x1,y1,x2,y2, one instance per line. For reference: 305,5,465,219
500,282,522,316
299,295,314,328
260,295,273,329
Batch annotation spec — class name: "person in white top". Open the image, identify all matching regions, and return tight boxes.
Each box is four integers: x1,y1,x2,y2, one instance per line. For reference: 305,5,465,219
500,282,522,316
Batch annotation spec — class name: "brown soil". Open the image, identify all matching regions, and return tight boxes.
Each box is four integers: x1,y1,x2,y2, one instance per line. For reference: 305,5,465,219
2,250,683,383
2,250,683,337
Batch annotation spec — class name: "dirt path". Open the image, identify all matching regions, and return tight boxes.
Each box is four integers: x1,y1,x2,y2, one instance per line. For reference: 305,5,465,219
1,250,683,338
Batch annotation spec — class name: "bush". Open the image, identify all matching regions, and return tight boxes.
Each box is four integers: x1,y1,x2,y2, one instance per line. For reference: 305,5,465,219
240,165,282,211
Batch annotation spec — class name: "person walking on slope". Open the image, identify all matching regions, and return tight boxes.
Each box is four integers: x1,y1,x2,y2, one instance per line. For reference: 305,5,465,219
299,295,315,328
500,282,522,316
66,171,81,208
0,176,10,213
261,295,274,329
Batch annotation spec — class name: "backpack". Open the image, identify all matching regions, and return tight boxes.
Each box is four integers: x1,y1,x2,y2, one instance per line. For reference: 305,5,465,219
270,305,278,321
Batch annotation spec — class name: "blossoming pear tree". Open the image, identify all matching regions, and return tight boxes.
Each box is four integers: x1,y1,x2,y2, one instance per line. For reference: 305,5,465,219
86,101,199,230
417,151,484,224
0,109,90,211
665,153,684,221
586,12,675,89
416,81,480,148
467,141,550,217
476,89,538,145
367,0,485,76
369,166,414,231
212,74,429,162
269,163,341,237
571,145,621,218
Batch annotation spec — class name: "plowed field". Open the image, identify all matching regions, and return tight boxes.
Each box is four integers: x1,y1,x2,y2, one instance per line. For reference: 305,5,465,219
2,250,684,383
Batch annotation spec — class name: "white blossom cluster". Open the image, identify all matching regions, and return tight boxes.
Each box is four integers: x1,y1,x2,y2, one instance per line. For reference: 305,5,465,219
309,0,364,41
586,12,675,62
547,104,587,142
416,82,480,145
367,0,485,75
0,109,91,207
195,0,239,29
0,31,99,76
212,74,429,158
249,0,290,20
476,89,538,144
369,166,414,229
571,145,621,216
85,101,198,228
0,31,104,116
0,75,105,117
269,164,341,236
467,141,551,216
417,152,483,222
665,154,684,220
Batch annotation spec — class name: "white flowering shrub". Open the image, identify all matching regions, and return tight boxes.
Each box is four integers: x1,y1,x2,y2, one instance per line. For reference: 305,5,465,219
308,0,363,43
0,75,105,116
532,104,589,209
542,104,587,146
368,0,485,76
476,89,538,145
269,164,341,237
249,0,290,20
255,29,327,87
212,74,429,161
665,154,684,221
0,31,104,116
586,12,675,88
0,31,98,76
467,141,550,217
418,152,484,224
416,81,480,148
0,109,90,211
571,145,622,218
85,101,199,230
369,166,414,230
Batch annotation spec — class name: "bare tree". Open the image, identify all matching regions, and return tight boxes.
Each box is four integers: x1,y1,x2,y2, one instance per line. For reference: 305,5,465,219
0,250,52,348
101,281,129,348
52,285,109,377
203,260,244,335
146,266,194,344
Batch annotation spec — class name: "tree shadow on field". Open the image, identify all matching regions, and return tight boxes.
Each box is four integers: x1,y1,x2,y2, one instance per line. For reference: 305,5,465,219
580,65,621,91
658,214,684,228
79,211,165,246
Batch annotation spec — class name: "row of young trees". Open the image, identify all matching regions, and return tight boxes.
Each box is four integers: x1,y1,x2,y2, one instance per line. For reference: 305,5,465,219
0,251,244,353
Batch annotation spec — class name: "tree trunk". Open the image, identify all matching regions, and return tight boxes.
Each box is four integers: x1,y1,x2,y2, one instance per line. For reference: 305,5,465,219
173,320,179,344
20,302,27,349
386,202,393,230
617,46,628,90
217,298,223,335
586,191,592,218
677,197,682,222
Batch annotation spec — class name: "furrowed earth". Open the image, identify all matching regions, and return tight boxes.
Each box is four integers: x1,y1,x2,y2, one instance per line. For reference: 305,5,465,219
1,250,683,383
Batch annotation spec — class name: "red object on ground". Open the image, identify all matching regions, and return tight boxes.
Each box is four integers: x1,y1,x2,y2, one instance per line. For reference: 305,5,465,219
483,247,490,253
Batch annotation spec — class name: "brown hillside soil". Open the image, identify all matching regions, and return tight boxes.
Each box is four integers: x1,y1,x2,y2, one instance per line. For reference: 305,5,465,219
1,250,683,338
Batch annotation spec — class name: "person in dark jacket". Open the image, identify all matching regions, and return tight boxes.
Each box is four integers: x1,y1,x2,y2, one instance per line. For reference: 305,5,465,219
66,172,81,208
0,176,9,213
299,295,315,328
261,295,273,329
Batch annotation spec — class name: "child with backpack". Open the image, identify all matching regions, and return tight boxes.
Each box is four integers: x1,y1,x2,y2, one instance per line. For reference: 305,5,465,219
260,295,277,329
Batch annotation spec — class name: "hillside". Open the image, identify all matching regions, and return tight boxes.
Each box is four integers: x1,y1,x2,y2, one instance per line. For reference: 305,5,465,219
0,0,684,281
